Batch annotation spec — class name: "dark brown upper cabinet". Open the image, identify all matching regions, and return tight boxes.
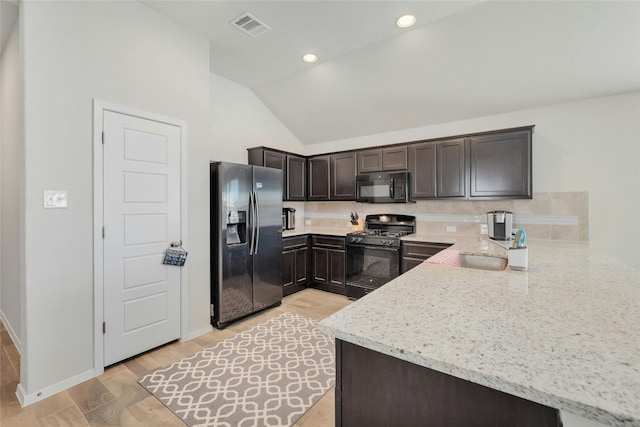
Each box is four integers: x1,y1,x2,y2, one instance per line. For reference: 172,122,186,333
382,146,408,171
308,153,355,201
437,138,466,198
357,149,382,174
409,142,437,199
248,147,305,201
307,155,331,200
248,125,532,203
248,148,286,196
469,129,532,199
331,152,356,200
286,155,306,201
357,146,408,174
263,150,286,170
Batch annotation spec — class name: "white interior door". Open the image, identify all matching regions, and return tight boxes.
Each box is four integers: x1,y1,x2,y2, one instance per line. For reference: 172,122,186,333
102,110,181,366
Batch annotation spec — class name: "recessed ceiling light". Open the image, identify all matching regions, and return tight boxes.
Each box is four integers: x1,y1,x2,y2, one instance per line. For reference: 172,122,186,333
396,14,416,28
302,53,318,63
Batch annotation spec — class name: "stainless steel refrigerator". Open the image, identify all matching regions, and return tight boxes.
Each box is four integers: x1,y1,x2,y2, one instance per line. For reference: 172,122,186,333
210,162,283,328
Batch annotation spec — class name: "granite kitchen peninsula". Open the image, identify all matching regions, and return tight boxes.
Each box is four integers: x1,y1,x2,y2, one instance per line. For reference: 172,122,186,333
319,238,640,427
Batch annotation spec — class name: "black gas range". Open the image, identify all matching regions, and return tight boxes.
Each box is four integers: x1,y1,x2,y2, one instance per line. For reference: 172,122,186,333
345,214,416,299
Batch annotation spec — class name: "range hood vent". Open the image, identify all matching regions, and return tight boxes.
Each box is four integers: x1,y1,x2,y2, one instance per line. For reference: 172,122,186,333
230,12,271,38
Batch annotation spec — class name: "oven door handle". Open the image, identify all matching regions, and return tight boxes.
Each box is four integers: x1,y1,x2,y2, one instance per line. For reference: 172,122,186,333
346,244,400,252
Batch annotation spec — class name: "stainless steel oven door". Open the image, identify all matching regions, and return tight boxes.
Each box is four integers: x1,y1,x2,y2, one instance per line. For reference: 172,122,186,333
346,244,400,292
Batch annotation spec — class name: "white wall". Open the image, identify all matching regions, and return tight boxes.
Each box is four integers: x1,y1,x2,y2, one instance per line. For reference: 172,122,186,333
0,13,23,350
210,73,304,163
305,92,640,268
20,1,210,401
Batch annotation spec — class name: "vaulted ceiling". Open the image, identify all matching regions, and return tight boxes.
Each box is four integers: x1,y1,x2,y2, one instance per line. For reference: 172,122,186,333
5,1,639,145
143,1,640,145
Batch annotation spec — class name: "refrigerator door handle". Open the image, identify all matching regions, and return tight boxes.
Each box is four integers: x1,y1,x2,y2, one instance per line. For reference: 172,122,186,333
253,191,260,254
249,191,256,255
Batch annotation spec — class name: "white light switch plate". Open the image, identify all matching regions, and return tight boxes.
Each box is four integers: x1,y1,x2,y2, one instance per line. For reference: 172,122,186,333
446,226,456,232
305,219,312,226
44,190,68,208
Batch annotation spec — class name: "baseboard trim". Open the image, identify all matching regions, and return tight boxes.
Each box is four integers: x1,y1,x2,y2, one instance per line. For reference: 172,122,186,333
185,325,213,341
0,309,22,353
16,368,96,407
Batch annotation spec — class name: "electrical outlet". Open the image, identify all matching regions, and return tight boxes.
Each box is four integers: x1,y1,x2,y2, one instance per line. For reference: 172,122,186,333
480,224,488,235
43,190,68,208
446,226,456,233
305,219,312,226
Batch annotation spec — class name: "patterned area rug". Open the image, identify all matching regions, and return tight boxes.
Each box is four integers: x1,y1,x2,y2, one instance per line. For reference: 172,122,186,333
139,312,335,427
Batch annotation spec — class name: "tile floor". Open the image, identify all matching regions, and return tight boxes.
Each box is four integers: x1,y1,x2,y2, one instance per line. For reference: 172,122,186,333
0,289,351,426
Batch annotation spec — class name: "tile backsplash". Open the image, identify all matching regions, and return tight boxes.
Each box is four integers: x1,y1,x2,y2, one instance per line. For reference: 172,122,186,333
289,192,588,241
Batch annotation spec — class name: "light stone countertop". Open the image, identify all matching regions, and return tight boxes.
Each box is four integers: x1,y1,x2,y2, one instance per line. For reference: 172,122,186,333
318,238,640,427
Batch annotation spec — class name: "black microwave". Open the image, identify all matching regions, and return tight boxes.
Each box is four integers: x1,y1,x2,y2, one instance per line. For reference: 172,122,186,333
356,172,410,203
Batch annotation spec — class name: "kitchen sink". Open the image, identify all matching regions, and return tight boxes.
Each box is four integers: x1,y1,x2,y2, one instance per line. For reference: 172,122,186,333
458,254,508,271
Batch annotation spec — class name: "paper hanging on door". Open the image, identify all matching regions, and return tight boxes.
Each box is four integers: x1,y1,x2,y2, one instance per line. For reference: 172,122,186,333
163,248,188,266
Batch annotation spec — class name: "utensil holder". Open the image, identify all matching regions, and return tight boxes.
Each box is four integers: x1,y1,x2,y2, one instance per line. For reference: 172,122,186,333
508,247,528,271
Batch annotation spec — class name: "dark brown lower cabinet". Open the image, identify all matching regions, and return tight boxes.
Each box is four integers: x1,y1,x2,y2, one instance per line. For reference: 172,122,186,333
336,340,560,427
310,235,346,295
282,236,309,296
401,241,452,273
329,250,345,287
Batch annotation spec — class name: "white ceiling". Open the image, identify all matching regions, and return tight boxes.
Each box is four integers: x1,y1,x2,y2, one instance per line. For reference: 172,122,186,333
4,1,640,145
142,0,640,145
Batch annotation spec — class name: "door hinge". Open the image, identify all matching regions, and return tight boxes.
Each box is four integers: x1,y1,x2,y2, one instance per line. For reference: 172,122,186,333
102,322,106,334
101,131,105,144
102,227,105,238
210,304,214,317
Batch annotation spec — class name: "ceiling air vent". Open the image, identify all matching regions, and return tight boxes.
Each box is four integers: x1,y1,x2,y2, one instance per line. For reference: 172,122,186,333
230,12,271,38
